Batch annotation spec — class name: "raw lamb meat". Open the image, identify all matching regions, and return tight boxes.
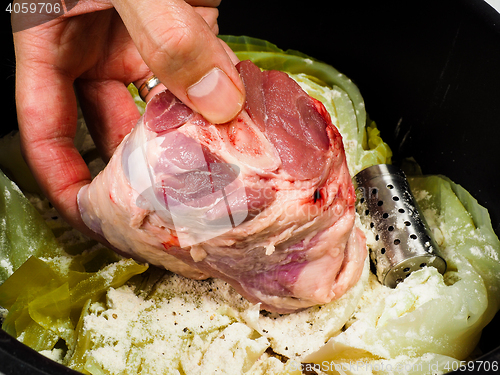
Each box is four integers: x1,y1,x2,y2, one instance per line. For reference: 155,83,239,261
78,60,366,313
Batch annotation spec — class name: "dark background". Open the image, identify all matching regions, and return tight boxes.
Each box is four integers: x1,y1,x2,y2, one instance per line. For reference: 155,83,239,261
1,0,500,373
219,0,500,236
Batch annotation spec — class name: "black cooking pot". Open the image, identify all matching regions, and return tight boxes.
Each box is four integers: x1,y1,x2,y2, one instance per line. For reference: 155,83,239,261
1,0,500,373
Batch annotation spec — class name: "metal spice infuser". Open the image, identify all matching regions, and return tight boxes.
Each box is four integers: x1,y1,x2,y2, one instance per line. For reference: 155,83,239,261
353,164,447,288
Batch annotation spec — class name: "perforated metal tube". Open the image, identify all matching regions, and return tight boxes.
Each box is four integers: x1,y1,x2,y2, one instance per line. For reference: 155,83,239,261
353,164,447,288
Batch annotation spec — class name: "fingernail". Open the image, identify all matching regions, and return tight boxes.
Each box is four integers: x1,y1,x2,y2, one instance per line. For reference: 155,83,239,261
187,68,244,124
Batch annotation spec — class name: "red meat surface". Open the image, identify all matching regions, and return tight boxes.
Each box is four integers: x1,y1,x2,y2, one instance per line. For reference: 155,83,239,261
78,60,366,313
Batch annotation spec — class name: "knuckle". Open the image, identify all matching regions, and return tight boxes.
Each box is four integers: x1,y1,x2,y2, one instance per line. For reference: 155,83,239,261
149,22,198,70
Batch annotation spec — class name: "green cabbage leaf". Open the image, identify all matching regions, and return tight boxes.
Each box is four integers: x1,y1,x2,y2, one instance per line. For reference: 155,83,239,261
0,168,148,353
0,169,63,284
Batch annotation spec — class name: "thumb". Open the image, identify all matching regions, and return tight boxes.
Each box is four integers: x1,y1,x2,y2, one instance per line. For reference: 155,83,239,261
112,0,245,124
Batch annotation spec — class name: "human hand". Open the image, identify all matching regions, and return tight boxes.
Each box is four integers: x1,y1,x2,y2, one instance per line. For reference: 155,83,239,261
14,0,245,239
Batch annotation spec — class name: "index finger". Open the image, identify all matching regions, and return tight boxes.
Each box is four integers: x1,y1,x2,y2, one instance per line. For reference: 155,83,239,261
112,0,245,124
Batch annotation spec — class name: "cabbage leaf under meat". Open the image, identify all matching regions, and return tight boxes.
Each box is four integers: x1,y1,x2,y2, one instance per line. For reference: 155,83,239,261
220,35,392,175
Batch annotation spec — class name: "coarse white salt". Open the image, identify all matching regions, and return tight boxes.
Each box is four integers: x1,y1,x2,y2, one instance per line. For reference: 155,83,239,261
0,259,13,276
